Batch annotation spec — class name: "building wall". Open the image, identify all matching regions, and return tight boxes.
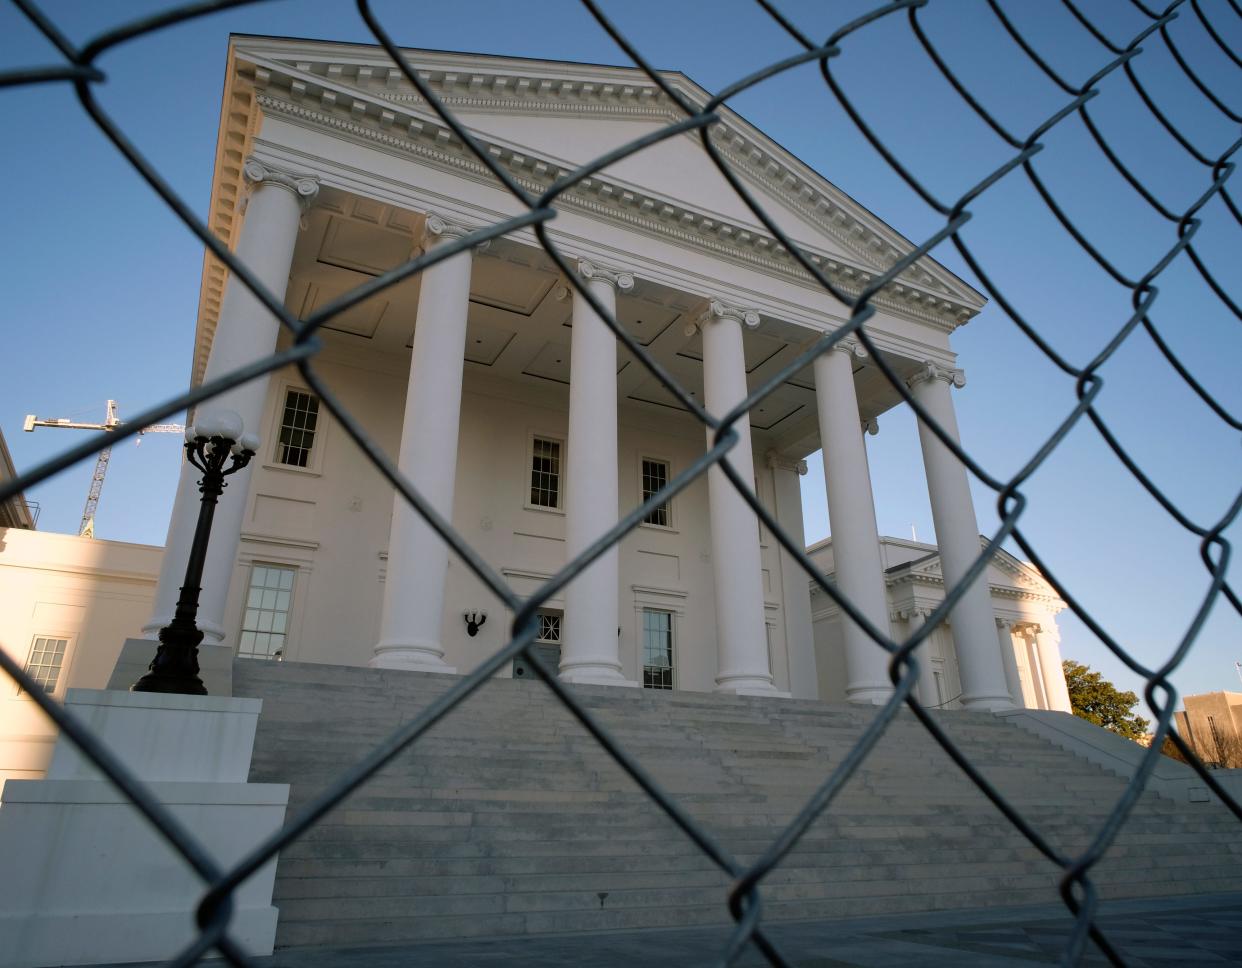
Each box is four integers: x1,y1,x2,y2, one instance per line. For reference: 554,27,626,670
1175,692,1242,766
220,345,807,693
806,535,1064,708
0,528,160,781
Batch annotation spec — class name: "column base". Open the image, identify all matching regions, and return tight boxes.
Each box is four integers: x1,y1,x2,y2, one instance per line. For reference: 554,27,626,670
369,641,457,675
559,663,638,688
960,692,1016,712
714,674,790,698
846,683,896,705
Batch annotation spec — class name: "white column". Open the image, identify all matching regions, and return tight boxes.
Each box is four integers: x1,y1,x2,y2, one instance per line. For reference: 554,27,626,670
696,300,783,696
1022,627,1049,708
996,618,1024,707
903,607,942,708
144,158,318,645
1034,622,1073,713
814,342,892,703
372,213,479,673
767,453,817,700
908,362,1013,711
560,260,635,686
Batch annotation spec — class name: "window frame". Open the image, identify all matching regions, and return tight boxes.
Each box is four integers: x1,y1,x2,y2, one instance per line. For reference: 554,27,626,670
640,607,675,691
236,562,298,661
15,633,73,697
524,432,566,514
535,608,562,646
637,454,676,531
265,381,326,476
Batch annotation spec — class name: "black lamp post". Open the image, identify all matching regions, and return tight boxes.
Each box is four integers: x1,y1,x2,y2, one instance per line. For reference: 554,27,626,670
132,411,258,695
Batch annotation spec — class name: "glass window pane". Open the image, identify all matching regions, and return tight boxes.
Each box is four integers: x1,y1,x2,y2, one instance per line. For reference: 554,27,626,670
239,565,295,659
275,390,319,467
22,636,68,694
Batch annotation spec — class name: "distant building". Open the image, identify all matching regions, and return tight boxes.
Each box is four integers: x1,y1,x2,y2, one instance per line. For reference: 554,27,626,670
808,535,1072,712
0,528,160,781
1175,691,1242,768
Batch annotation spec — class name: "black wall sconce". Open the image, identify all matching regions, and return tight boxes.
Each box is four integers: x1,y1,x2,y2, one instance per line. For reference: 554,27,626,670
464,611,487,637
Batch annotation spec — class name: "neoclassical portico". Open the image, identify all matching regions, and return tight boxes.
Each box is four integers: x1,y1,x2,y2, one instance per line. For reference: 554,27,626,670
151,37,1077,706
150,166,1021,706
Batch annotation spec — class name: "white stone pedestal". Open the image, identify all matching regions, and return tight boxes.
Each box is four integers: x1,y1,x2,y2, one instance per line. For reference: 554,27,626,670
0,689,288,968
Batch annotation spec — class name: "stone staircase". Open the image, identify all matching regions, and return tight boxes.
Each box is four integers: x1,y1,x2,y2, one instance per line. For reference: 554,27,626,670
234,659,1242,949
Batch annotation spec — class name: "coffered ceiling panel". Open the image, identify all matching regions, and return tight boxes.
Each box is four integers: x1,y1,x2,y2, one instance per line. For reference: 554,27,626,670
293,266,391,339
617,298,681,347
627,354,704,414
317,216,412,276
678,329,789,373
749,385,806,431
522,341,572,385
470,258,558,316
463,319,517,367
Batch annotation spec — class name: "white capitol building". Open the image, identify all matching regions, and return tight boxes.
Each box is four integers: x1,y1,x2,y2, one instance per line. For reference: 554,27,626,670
2,35,1236,968
3,35,1074,718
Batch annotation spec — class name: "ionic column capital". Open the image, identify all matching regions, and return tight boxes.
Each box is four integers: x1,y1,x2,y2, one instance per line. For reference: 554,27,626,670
862,417,879,436
243,157,319,211
576,258,635,293
995,616,1014,631
420,211,490,253
765,450,808,475
831,336,868,362
907,360,966,391
686,298,761,336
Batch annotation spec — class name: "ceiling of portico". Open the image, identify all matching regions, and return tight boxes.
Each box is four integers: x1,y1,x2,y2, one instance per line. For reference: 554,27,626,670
193,39,991,392
287,190,925,458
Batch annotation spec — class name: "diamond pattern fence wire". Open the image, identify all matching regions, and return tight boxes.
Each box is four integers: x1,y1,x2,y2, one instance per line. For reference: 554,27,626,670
1,1,1239,965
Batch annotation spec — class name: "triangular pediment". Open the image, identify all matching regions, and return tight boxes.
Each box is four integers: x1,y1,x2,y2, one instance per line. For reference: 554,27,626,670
232,38,983,312
193,37,988,390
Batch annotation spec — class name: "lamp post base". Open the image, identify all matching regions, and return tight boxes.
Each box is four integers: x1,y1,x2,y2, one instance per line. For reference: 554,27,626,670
131,624,208,695
130,671,208,696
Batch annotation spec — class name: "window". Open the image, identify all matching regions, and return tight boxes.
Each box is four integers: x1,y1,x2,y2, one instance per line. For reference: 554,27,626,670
275,389,319,467
641,458,671,527
20,636,67,694
238,565,295,659
529,436,562,509
642,608,674,690
536,610,562,645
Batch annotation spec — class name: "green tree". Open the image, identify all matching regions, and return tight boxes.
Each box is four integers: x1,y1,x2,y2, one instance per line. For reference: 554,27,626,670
1062,660,1150,741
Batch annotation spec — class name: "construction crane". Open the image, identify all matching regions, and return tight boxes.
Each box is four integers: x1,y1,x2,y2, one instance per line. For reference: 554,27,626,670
23,400,185,538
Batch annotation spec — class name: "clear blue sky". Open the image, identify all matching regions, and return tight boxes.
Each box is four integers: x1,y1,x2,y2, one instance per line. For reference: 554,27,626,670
2,1,1238,708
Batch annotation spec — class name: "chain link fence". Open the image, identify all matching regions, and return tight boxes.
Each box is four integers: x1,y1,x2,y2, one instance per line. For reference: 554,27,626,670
1,0,1239,965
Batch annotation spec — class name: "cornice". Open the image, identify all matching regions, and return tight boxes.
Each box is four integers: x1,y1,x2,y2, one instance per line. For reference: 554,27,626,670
193,44,261,390
236,50,979,329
